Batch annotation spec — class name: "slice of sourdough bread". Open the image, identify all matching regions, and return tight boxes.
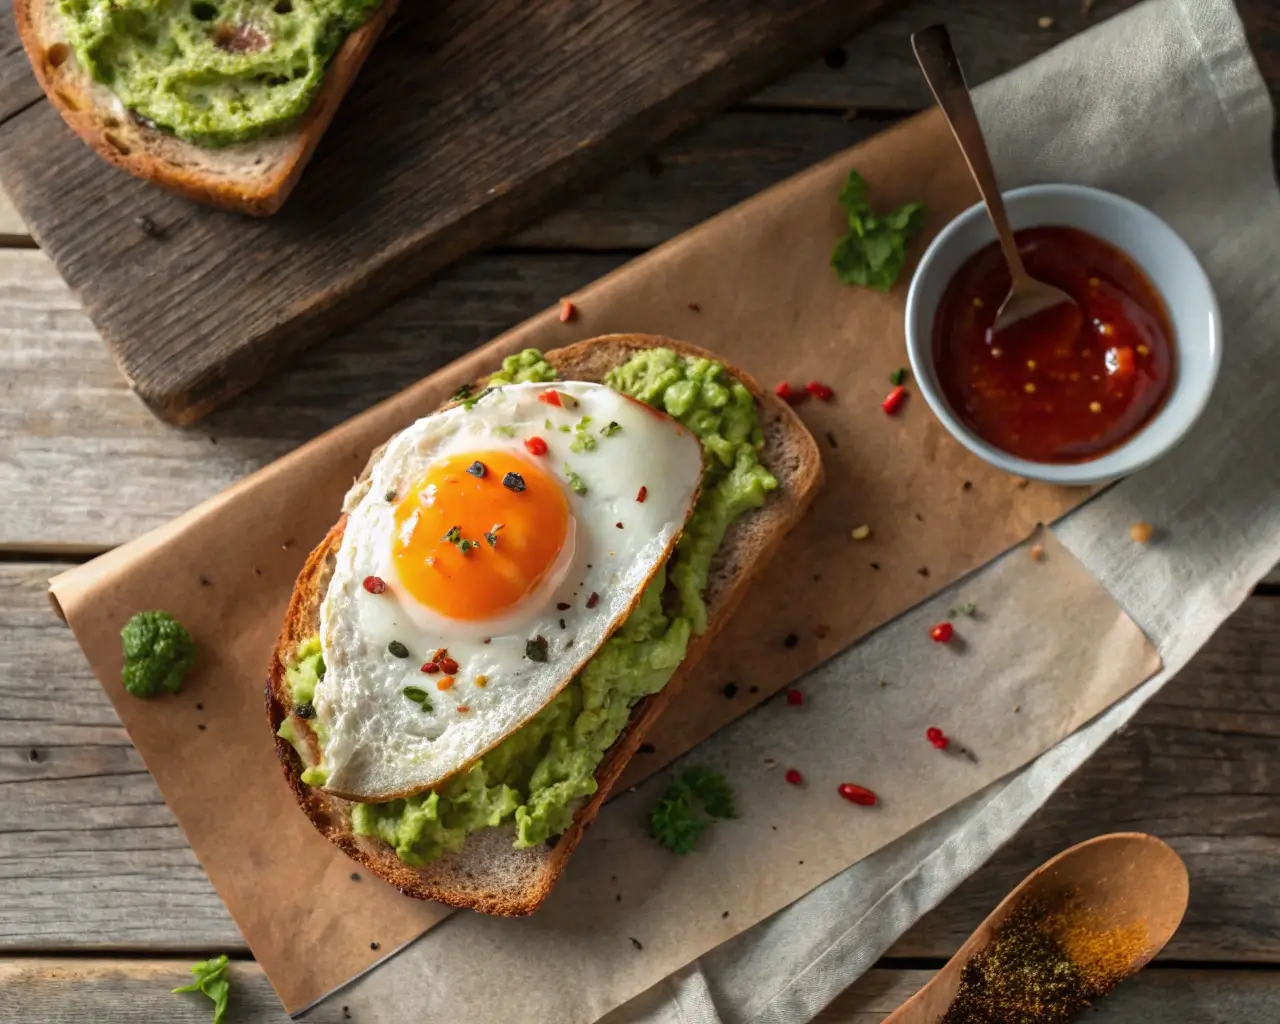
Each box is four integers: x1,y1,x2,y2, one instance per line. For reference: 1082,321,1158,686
14,0,399,216
265,334,824,915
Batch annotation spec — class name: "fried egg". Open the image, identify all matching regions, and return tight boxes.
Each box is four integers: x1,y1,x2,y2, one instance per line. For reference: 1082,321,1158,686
314,381,704,801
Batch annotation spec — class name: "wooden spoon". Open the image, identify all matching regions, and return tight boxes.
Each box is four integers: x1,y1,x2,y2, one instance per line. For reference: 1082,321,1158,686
882,833,1189,1023
912,23,1080,336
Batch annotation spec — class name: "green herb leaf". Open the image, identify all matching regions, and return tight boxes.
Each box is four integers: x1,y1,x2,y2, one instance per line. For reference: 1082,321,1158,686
648,767,737,854
496,424,516,438
172,954,231,1024
563,465,588,496
461,387,495,411
569,434,597,453
648,792,709,855
890,367,907,386
451,383,474,402
403,686,433,712
484,524,504,548
948,602,978,619
831,170,927,292
601,421,622,437
681,765,738,820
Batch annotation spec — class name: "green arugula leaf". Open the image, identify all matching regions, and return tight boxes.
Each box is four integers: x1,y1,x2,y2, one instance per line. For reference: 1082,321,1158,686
648,766,737,854
831,170,927,292
172,954,231,1024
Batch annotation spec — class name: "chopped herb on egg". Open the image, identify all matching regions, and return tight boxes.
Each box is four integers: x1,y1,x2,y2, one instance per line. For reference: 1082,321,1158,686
485,524,504,548
402,686,434,712
526,636,550,662
564,465,588,496
496,425,516,438
601,421,622,437
443,526,481,553
462,387,495,410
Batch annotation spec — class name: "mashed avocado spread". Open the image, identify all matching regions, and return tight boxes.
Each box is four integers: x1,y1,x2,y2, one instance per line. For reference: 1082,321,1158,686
282,347,777,863
58,0,381,147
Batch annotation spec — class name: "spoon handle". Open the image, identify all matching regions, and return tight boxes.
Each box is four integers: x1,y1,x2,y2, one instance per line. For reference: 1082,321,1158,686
911,24,1029,284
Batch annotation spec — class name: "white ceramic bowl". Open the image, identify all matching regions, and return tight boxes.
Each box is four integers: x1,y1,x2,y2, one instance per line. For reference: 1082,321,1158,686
904,184,1221,485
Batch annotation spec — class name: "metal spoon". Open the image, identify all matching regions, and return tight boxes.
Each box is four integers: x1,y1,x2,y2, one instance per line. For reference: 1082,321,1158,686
912,24,1079,335
881,833,1189,1023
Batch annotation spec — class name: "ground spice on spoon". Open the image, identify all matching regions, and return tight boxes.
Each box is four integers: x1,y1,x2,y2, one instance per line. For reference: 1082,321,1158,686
941,892,1151,1024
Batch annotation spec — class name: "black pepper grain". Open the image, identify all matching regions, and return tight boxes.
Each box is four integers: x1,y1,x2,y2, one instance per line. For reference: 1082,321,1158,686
721,682,739,699
783,633,799,649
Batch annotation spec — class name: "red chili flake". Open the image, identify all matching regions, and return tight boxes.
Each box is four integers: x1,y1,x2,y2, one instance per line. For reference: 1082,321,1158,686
559,300,577,323
537,391,563,408
524,435,548,456
805,381,835,401
838,783,877,806
556,602,571,611
420,662,439,674
636,485,647,503
437,656,459,676
881,385,907,415
930,622,954,644
926,726,950,750
785,768,804,785
362,575,387,594
457,705,470,714
785,689,804,707
586,592,600,609
774,381,807,405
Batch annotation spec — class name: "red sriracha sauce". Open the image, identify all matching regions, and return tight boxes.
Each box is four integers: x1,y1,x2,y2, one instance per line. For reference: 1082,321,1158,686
933,226,1174,463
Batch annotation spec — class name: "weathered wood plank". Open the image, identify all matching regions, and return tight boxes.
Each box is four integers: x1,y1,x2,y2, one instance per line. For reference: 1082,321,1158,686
1,960,1276,1024
0,247,626,552
0,183,24,244
752,0,1143,111
1,0,903,426
2,558,1278,955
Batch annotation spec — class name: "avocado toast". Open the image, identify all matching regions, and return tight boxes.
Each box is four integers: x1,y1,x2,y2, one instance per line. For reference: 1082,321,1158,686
266,334,823,915
15,0,399,215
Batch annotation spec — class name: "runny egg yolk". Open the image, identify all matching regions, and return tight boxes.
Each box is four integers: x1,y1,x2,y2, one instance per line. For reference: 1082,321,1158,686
391,450,570,621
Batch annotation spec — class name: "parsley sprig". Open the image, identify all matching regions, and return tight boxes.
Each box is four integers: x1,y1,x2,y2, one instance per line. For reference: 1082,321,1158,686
649,766,738,855
831,170,926,291
172,954,231,1024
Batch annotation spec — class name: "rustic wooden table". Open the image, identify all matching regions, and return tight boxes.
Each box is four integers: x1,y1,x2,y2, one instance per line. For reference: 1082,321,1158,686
3,2,1278,1021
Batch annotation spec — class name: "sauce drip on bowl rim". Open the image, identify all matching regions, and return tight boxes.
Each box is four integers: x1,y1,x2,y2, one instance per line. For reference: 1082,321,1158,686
932,226,1175,464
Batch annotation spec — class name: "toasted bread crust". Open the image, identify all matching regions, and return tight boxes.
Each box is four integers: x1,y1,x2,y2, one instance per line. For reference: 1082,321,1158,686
14,0,399,216
266,334,824,914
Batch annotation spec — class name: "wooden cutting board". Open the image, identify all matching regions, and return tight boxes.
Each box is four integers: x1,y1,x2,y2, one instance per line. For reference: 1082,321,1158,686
0,0,896,425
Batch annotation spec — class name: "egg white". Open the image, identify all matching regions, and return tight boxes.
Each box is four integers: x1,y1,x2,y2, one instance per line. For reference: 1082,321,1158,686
314,381,704,801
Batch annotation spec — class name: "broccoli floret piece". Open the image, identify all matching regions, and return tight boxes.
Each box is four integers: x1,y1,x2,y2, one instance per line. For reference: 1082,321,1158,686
121,611,196,699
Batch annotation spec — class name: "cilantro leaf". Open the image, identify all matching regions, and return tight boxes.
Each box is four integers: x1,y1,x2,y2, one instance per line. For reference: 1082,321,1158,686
681,765,738,820
172,954,231,1024
649,788,709,855
831,170,927,292
648,766,737,854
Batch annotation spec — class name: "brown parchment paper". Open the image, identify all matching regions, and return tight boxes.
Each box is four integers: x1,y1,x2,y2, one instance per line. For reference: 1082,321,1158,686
50,107,1142,1014
322,530,1159,1024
